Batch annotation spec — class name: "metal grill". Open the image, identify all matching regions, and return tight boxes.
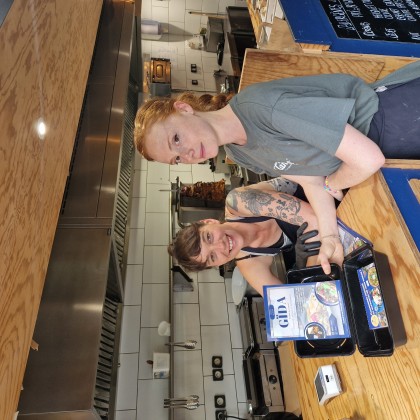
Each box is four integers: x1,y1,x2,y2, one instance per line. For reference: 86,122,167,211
113,78,137,267
94,296,120,418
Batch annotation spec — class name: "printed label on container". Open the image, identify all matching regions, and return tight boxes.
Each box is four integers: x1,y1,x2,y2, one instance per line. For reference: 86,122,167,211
357,263,389,329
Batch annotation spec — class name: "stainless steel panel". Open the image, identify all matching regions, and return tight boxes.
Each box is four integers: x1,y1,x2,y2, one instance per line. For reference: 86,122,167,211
259,350,284,411
18,412,100,420
18,228,111,414
251,297,274,350
99,2,135,218
61,83,114,218
238,298,254,358
89,0,125,85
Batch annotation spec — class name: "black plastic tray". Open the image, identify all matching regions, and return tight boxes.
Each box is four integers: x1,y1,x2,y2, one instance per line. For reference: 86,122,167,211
287,244,404,358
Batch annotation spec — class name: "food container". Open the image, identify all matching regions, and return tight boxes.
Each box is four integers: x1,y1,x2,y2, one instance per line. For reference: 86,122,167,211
153,352,170,378
287,244,405,358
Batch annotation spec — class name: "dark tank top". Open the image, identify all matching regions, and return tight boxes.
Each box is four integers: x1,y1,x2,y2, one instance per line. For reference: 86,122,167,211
225,216,298,260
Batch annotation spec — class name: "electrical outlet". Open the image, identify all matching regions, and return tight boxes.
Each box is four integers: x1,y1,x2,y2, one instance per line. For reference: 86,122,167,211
214,394,226,408
212,368,223,381
215,409,227,420
212,355,223,368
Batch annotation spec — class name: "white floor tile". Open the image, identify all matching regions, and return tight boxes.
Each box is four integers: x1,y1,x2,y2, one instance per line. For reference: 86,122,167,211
203,375,238,419
170,163,192,173
114,410,137,420
173,304,201,349
238,402,251,419
173,350,204,401
232,349,247,403
124,265,143,305
198,268,224,283
144,213,170,245
115,353,139,410
131,170,147,198
134,151,148,171
145,184,171,213
146,161,171,184
141,283,170,327
225,277,233,303
173,405,206,420
201,325,234,376
191,164,216,182
129,197,146,229
173,275,199,304
143,246,170,283
199,283,228,325
127,228,144,265
133,151,144,171
137,379,169,420
227,303,243,349
138,327,169,379
170,171,193,184
120,305,141,354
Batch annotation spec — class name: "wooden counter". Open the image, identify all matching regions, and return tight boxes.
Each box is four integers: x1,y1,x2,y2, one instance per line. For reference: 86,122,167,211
238,41,420,418
240,48,418,91
0,1,102,419
286,160,420,420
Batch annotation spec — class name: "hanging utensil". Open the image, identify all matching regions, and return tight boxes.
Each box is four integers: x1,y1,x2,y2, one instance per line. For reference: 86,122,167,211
163,401,199,410
165,339,197,349
164,395,199,403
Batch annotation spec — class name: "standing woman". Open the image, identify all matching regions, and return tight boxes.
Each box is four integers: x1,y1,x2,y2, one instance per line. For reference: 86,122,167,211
134,61,420,273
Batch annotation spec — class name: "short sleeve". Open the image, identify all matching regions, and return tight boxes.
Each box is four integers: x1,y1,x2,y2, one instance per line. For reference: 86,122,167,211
271,96,356,155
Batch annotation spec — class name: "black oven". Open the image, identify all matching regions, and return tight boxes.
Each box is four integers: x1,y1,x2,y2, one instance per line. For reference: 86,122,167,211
225,6,256,76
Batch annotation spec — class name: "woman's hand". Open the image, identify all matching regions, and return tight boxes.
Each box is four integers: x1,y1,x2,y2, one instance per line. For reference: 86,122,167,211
295,222,321,269
317,235,344,274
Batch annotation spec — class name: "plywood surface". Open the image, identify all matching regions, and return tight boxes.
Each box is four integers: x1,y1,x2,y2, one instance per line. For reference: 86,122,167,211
409,179,420,203
240,49,420,91
0,1,102,418
287,161,420,420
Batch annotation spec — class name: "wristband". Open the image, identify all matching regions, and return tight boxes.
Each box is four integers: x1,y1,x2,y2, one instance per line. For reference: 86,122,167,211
323,176,338,194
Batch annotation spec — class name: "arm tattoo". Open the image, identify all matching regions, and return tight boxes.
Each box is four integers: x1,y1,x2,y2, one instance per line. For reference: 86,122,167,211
267,177,298,195
226,189,239,212
227,188,304,225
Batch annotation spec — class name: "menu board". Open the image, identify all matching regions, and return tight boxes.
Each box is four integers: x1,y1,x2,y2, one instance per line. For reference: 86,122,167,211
320,0,420,43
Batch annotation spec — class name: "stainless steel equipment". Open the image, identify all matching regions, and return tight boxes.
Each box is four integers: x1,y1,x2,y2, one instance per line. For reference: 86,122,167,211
150,57,171,97
244,350,285,417
238,297,285,417
205,17,224,52
18,1,137,418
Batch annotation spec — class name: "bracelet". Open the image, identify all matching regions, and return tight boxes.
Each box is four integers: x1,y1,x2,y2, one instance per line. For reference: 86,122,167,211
323,176,338,194
321,234,340,240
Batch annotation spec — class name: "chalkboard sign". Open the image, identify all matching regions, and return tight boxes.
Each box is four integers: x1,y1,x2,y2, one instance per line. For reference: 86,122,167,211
280,0,420,57
320,0,420,43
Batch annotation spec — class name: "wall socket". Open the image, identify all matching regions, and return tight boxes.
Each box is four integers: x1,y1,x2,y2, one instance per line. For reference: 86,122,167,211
212,356,223,368
215,409,227,420
214,394,226,408
212,368,223,381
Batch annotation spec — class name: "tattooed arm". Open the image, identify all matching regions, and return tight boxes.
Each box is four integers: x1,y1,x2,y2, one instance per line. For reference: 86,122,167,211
225,180,318,230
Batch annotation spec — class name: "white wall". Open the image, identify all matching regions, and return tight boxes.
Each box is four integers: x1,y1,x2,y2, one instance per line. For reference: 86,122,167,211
114,152,252,420
140,0,247,91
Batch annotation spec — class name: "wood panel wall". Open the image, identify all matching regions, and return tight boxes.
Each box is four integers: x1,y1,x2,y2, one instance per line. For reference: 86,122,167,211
0,1,102,418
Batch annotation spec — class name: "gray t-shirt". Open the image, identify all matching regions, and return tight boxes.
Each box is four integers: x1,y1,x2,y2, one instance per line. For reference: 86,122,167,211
226,73,378,176
225,61,420,176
